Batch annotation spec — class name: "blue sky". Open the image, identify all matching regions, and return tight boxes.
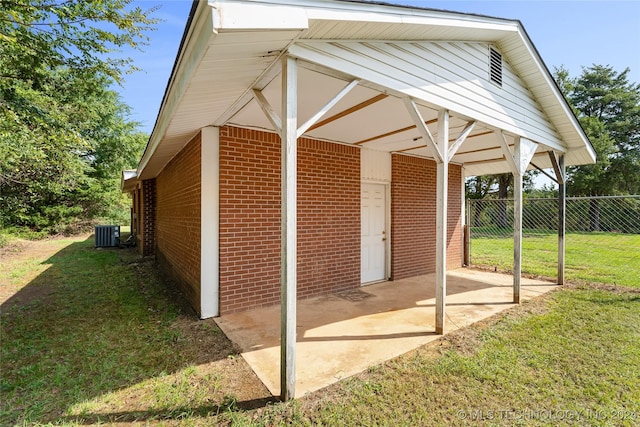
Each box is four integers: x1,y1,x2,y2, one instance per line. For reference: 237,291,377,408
117,0,640,134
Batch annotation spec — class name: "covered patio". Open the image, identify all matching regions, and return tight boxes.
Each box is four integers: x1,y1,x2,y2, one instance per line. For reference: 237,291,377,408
133,0,595,401
216,269,557,398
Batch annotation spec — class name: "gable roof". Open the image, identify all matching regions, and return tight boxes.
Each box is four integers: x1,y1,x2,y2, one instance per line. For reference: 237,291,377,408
135,0,594,180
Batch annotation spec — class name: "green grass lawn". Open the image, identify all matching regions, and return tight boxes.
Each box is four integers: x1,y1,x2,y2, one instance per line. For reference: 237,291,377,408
470,231,640,287
1,234,639,426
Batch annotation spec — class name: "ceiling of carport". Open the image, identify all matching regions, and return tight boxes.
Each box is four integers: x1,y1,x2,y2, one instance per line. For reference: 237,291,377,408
227,60,530,175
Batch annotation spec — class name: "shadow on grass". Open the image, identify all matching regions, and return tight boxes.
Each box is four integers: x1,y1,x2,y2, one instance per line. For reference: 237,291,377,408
58,396,280,425
0,236,270,425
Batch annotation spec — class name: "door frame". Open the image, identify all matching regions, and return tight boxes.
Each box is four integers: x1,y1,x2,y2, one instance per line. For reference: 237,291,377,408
361,180,391,285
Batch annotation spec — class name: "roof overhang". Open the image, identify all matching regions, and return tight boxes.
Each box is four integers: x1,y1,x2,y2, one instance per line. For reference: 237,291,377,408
135,0,595,180
121,169,138,193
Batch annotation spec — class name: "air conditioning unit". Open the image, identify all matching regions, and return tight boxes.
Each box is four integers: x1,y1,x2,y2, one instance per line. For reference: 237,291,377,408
95,225,120,247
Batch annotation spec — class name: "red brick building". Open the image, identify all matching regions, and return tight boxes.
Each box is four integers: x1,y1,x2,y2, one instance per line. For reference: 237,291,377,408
122,0,594,399
125,124,465,315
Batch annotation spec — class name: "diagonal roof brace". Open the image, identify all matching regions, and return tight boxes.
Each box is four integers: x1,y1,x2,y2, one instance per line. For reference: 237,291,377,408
548,150,566,185
497,131,538,176
529,161,558,183
448,120,476,162
297,79,360,138
253,88,283,135
403,97,443,163
496,130,519,175
254,79,362,139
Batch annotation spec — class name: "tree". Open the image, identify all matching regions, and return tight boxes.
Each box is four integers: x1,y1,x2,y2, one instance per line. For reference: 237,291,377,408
0,0,158,85
556,65,640,231
0,0,156,233
0,69,147,231
557,65,640,196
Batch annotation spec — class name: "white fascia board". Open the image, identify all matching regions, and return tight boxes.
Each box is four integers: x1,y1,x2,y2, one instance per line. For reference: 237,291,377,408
512,29,596,163
247,0,517,30
211,1,308,30
138,3,216,179
307,8,517,33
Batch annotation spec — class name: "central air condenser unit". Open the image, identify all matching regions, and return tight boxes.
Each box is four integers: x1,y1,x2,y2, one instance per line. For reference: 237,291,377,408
95,225,120,247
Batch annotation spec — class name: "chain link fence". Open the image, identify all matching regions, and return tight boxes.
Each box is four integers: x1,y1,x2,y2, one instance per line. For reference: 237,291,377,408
466,195,640,286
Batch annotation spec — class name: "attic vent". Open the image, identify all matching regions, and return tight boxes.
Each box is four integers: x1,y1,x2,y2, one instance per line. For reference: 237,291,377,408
489,47,503,86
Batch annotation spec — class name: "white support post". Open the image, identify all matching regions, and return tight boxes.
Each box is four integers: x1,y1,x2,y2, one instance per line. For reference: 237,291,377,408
501,135,537,303
200,126,219,318
435,109,449,334
280,55,297,402
513,138,523,303
557,154,566,285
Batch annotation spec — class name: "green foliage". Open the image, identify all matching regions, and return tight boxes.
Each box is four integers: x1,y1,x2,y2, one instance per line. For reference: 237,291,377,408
465,172,537,199
0,0,154,233
556,65,640,196
0,0,158,85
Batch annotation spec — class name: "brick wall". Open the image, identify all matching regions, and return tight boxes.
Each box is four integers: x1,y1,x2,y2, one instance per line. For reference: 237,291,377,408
141,179,156,257
155,133,202,312
219,126,361,314
390,154,463,280
133,186,142,254
219,127,281,314
447,164,463,270
297,138,360,299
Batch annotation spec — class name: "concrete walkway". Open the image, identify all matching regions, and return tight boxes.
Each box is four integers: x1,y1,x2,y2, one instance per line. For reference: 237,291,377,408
215,269,557,398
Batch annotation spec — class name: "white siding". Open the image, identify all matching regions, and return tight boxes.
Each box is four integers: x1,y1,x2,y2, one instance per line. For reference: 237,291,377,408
289,40,564,152
361,148,391,182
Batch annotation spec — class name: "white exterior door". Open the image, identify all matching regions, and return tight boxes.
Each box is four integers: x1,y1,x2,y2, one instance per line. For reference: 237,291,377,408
361,183,387,284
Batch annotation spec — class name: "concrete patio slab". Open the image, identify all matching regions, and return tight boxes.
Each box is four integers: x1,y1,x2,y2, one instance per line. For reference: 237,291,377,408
215,269,557,398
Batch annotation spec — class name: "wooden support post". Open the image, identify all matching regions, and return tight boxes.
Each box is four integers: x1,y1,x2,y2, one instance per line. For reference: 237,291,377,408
462,169,470,267
435,109,449,334
280,56,297,401
513,137,523,304
557,154,566,285
502,135,537,304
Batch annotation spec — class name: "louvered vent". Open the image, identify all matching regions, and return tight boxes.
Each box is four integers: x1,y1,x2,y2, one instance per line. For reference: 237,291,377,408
489,47,503,86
